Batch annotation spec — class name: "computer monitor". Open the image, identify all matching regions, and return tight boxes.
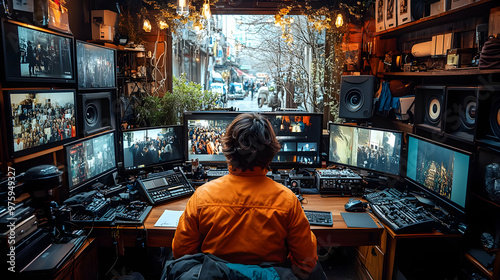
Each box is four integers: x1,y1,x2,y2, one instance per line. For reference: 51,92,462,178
65,130,117,195
76,40,116,90
406,134,471,214
184,111,241,166
122,125,184,172
5,89,77,158
262,112,323,168
328,123,402,176
1,19,74,84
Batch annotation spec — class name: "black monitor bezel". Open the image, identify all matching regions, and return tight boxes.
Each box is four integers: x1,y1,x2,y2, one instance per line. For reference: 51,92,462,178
75,40,117,90
405,133,472,214
5,88,78,158
183,111,242,167
1,19,75,84
121,125,185,172
64,130,117,195
261,111,324,169
327,123,403,177
184,111,324,169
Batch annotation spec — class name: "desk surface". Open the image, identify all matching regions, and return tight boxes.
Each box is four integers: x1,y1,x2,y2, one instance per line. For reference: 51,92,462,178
141,195,384,248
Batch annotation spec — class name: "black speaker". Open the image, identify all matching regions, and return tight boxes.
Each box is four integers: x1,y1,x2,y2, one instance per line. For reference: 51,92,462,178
476,85,500,148
78,92,115,137
444,87,478,143
414,86,446,133
339,75,375,120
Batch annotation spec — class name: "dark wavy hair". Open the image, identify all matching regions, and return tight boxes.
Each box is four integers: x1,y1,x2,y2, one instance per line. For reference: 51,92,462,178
222,113,281,171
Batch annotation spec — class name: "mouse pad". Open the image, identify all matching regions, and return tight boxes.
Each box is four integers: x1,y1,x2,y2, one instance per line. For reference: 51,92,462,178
340,212,378,228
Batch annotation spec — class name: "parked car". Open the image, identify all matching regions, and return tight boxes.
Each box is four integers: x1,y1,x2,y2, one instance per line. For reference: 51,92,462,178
210,83,226,103
233,83,244,99
228,82,244,100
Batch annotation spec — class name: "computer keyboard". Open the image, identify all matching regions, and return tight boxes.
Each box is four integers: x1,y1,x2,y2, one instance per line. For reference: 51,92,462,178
206,169,229,177
304,210,333,227
70,206,116,225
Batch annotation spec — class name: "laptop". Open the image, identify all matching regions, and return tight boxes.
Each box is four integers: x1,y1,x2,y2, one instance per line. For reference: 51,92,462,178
21,236,86,276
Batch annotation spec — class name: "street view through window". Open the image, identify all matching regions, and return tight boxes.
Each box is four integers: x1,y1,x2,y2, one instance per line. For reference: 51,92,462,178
172,14,326,113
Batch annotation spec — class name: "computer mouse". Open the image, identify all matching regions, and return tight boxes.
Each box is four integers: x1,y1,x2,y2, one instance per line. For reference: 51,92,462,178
344,199,366,212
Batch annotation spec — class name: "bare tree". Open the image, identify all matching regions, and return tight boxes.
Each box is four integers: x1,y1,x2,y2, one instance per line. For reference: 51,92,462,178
236,15,325,113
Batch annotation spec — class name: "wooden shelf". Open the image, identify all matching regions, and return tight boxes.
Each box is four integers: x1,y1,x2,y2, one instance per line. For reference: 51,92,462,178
381,69,500,77
12,145,63,164
464,253,494,279
375,0,498,38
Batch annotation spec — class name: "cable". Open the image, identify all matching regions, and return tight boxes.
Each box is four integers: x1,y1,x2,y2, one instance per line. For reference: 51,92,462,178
106,226,120,276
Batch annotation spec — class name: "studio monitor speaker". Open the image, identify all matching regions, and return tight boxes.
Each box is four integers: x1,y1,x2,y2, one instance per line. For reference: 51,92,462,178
78,92,115,137
339,75,376,120
414,85,446,133
476,85,500,148
444,87,478,143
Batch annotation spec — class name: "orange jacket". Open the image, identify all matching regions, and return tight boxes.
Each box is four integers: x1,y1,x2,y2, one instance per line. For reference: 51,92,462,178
172,167,318,273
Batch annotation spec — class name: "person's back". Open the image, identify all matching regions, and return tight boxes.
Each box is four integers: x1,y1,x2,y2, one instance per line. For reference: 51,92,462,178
172,113,319,278
176,168,311,266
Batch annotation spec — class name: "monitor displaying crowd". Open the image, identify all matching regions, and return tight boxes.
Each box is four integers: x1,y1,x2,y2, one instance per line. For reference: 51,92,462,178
10,91,76,153
122,127,183,170
67,132,116,190
187,118,234,162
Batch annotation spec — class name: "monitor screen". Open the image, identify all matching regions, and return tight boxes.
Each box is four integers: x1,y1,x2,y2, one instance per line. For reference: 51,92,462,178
76,40,116,89
406,134,470,212
65,131,117,194
184,111,240,165
6,89,77,158
328,123,402,176
263,112,323,168
122,126,184,171
1,19,74,83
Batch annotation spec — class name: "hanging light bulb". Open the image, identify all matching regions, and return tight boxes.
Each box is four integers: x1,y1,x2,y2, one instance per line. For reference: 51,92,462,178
335,13,343,28
143,19,152,32
177,0,189,16
202,2,211,19
159,20,168,30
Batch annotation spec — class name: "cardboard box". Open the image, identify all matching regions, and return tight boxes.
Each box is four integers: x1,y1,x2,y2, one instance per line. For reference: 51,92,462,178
430,0,446,16
91,10,117,41
450,0,473,10
490,7,500,37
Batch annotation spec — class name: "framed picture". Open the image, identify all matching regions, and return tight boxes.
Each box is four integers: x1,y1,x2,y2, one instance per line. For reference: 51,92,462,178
343,43,361,72
386,0,397,29
376,0,386,32
397,0,412,26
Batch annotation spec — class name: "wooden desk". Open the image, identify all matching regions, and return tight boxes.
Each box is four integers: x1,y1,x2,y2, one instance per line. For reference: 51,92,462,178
53,238,98,280
383,227,461,280
142,195,384,248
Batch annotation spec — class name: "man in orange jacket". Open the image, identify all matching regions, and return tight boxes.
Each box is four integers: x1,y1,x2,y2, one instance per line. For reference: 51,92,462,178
172,113,320,279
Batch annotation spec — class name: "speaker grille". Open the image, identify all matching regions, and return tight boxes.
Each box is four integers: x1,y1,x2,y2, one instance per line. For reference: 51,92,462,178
490,99,500,139
427,96,442,124
85,103,100,127
460,96,476,130
344,89,364,112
